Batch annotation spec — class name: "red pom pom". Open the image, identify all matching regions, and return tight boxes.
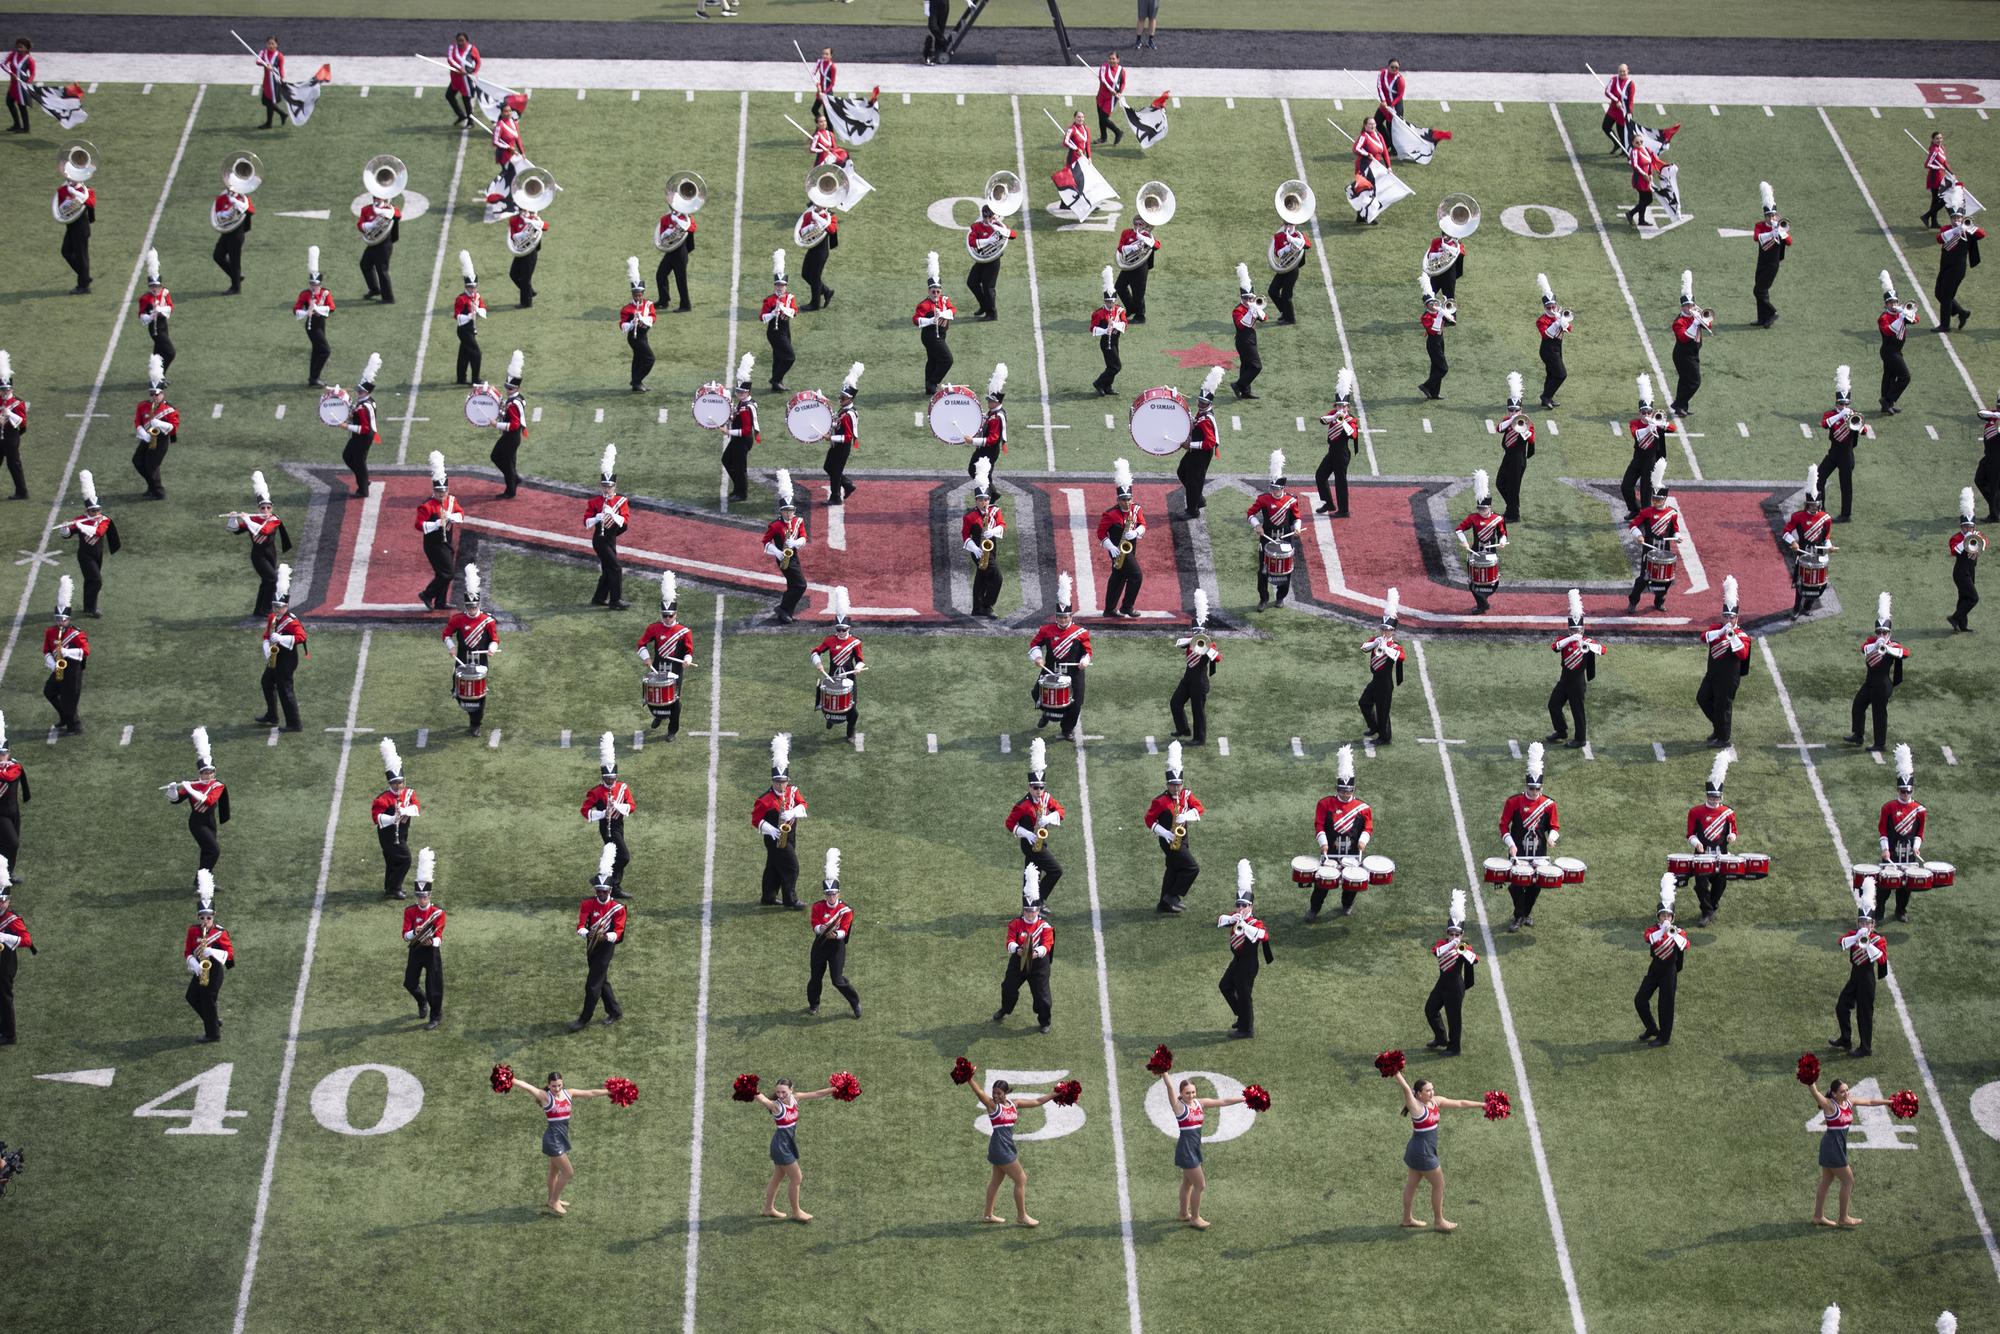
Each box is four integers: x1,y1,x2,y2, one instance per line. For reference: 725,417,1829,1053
604,1077,639,1108
950,1057,975,1086
1243,1084,1272,1113
829,1071,861,1102
1052,1079,1082,1106
490,1063,514,1094
1483,1090,1512,1121
1890,1089,1921,1120
1374,1050,1406,1079
1146,1044,1174,1075
1796,1052,1821,1086
731,1073,761,1103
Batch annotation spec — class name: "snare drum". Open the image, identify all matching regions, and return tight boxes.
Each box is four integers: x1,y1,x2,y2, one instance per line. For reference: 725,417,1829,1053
1796,552,1830,591
1923,860,1957,887
1850,862,1881,889
1290,855,1319,887
1534,861,1564,890
1876,863,1905,891
1468,550,1501,589
1036,671,1072,714
785,389,834,443
691,381,732,430
1643,545,1678,590
318,385,353,427
1554,856,1586,885
1128,385,1192,456
1340,863,1370,890
1509,860,1537,888
1738,852,1771,879
1481,856,1512,885
452,664,488,710
1902,863,1935,891
464,384,501,428
818,675,856,719
1362,854,1395,886
927,384,983,444
1315,860,1344,891
1666,852,1696,877
1261,539,1295,578
1719,853,1746,879
642,670,680,718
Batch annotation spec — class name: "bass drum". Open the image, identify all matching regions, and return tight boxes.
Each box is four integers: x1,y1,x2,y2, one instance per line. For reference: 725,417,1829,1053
464,385,501,428
785,389,833,444
928,384,983,445
1128,385,1192,456
317,386,353,428
691,381,732,430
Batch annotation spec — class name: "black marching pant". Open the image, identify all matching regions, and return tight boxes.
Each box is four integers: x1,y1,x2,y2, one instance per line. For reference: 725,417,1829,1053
777,558,807,616
186,970,223,1040
1115,265,1148,321
360,243,394,301
43,664,82,729
1539,337,1566,405
922,330,953,394
1170,666,1208,744
1880,341,1910,410
722,439,751,502
404,944,442,1018
1420,332,1447,397
971,555,1002,615
1976,450,2000,518
1626,187,1654,225
1308,882,1361,917
599,821,630,888
1096,104,1120,142
0,430,21,499
1233,329,1261,396
966,258,998,318
656,246,691,309
999,955,1051,1026
803,240,833,307
342,436,371,496
1670,343,1701,413
1177,449,1212,515
1255,547,1292,606
1816,444,1855,519
190,812,221,876
808,937,859,1012
250,542,280,616
579,941,622,1021
1218,949,1260,1034
1497,449,1527,522
455,325,480,384
761,836,800,906
0,814,18,870
1157,836,1199,909
1316,443,1350,513
1835,968,1876,1049
1622,446,1663,517
261,652,301,729
1425,968,1464,1050
1953,560,1979,627
1753,250,1783,325
1936,258,1971,326
591,530,623,607
1095,333,1121,394
60,219,90,288
1269,266,1299,322
0,948,15,1043
1104,555,1142,616
967,443,1000,480
1547,669,1587,742
510,250,538,305
823,442,852,504
627,329,654,390
304,322,330,385
1359,671,1395,743
1635,960,1677,1040
491,430,521,497
1022,844,1063,902
1506,882,1543,923
1697,667,1738,744
766,325,794,388
1851,679,1892,750
1690,869,1727,917
261,95,287,127
76,546,104,611
379,828,411,897
151,322,177,375
212,218,248,287
421,534,454,608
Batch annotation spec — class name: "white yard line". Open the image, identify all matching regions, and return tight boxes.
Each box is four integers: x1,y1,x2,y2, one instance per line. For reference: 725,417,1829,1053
1009,96,1059,471
231,629,374,1334
681,594,729,1334
1070,739,1144,1334
1757,638,2000,1284
1280,98,1378,473
395,123,470,467
0,86,205,686
1410,640,1587,1333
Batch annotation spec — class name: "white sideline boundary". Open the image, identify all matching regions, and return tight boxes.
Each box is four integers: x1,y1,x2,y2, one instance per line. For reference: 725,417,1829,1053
1008,95,1059,472
0,86,206,686
1756,638,2000,1285
681,594,729,1333
393,124,471,465
1411,640,1587,1333
231,630,374,1333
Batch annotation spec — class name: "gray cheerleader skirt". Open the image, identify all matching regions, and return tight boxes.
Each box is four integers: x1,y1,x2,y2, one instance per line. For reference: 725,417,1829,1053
541,1120,572,1158
1174,1126,1204,1170
1819,1126,1849,1170
1404,1124,1440,1172
770,1125,799,1166
988,1123,1018,1167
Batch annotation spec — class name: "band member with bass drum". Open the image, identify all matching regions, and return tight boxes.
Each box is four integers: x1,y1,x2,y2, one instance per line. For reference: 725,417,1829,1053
1845,593,1907,753
1028,573,1090,742
257,564,305,732
491,350,528,499
1498,743,1559,933
1546,590,1602,749
1311,745,1373,920
1099,459,1146,619
1751,181,1791,328
635,571,694,738
721,354,758,504
184,873,233,1042
582,733,635,899
1170,590,1221,747
763,469,808,625
808,848,861,1019
340,354,382,497
402,851,444,1029
0,863,30,1045
416,451,462,610
1005,738,1064,903
1950,487,1983,632
752,734,807,909
371,738,420,899
972,362,1007,481
166,727,230,884
809,586,864,742
1247,451,1301,609
569,846,625,1029
964,458,1005,617
585,444,629,611
1179,368,1222,519
1696,576,1750,747
41,577,86,735
442,564,499,734
1426,889,1477,1054
1358,590,1403,745
1146,741,1203,914
55,470,118,616
1215,862,1271,1039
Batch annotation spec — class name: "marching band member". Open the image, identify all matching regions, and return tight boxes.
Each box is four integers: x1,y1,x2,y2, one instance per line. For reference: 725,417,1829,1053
752,734,807,909
1878,269,1919,415
1621,375,1678,518
1166,1067,1247,1230
371,739,419,899
1310,746,1373,920
450,252,483,384
1114,217,1159,323
1095,51,1125,144
0,863,28,1044
293,247,335,386
1601,63,1634,151
256,564,305,732
1005,738,1065,902
1627,461,1681,611
1353,116,1390,186
1417,272,1451,401
1669,272,1709,417
211,173,254,294
1216,861,1271,1039
1099,459,1146,618
1696,577,1750,747
184,874,233,1042
1495,371,1534,522
1269,216,1310,325
55,471,118,617
1170,589,1222,746
1059,109,1092,211
721,354,758,502
1949,488,1983,632
1247,452,1301,608
808,110,848,169
654,193,695,312
994,864,1055,1033
761,250,797,392
1936,189,1983,331
1832,882,1886,1057
442,564,499,734
1534,274,1570,408
1426,889,1477,1054
1498,743,1558,932
810,587,864,741
3,37,31,134
799,198,838,312
402,852,443,1029
585,445,629,610
1029,573,1090,741
1877,746,1926,923
636,572,695,737
569,846,626,1029
1751,181,1792,328
507,197,544,306
809,47,835,122
1685,750,1738,926
1818,365,1864,522
1423,225,1465,300
1316,368,1359,516
41,577,85,734
1626,134,1662,225
131,354,177,499
915,252,956,394
619,258,656,391
1781,470,1836,618
1975,387,2000,520
0,722,25,877
965,203,1011,321
55,159,92,294
1146,741,1203,914
167,728,230,882
415,452,462,610
1178,368,1223,518
964,458,1006,617
255,36,290,127
970,1066,1060,1227
1090,267,1126,395
1231,265,1267,399
973,362,1009,481
342,354,382,496
1921,130,1952,228
443,31,480,125
0,351,24,498
492,350,527,499
808,848,861,1019
223,470,292,616
763,470,808,624
582,733,634,899
1635,878,1689,1046
138,249,174,373
357,186,399,304
1454,473,1507,615
1375,58,1406,145
1359,590,1404,745
1546,590,1602,748
826,362,861,506
1846,594,1906,753
491,104,523,167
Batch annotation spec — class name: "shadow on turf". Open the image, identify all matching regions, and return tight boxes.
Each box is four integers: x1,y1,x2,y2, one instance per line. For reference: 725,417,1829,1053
362,1204,548,1238
1642,1218,1854,1260
1217,1222,1424,1256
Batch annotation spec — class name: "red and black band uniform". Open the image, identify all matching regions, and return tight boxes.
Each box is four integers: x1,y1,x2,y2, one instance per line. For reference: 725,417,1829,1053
1697,620,1751,745
1090,301,1125,394
1028,620,1090,740
1179,409,1218,517
1217,910,1271,1037
1626,143,1660,225
0,903,32,1044
0,389,26,499
915,293,955,393
1317,409,1358,515
763,513,808,619
752,785,808,907
1311,795,1372,917
1499,792,1559,922
760,289,798,390
812,630,864,739
357,199,400,303
1099,500,1146,617
1635,920,1689,1044
507,213,544,305
1879,303,1919,414
402,900,445,1021
1850,632,1907,751
1536,306,1570,407
1496,410,1534,522
1547,630,1601,744
415,494,463,609
1877,797,1927,920
1669,310,1706,415
184,920,234,1041
442,608,498,731
654,211,695,310
2,47,33,133
619,297,656,391
1817,407,1864,521
259,605,306,731
443,38,480,124
57,508,119,613
1685,800,1738,918
721,399,759,503
1425,236,1464,299
1621,416,1678,516
1145,787,1204,912
1248,490,1301,606
963,501,1006,616
233,511,292,616
1114,227,1157,322
1950,526,1982,631
586,492,630,609
1233,295,1266,398
1834,926,1887,1054
808,897,860,1016
1628,503,1680,609
1935,218,1985,329
1170,630,1222,746
1096,60,1125,142
1781,506,1833,616
1269,225,1310,323
1418,301,1449,399
372,785,419,897
965,218,1012,319
575,895,626,1023
132,395,179,498
41,623,87,731
172,777,230,878
1358,630,1403,744
1425,934,1477,1053
343,391,380,496
257,47,287,125
636,619,694,736
825,400,858,506
1974,409,2000,520
1923,142,1952,226
1377,65,1407,144
293,285,335,386
452,289,485,383
582,779,635,894
139,285,175,373
57,180,93,293
1602,74,1634,150
0,758,27,870
1005,791,1065,901
1455,510,1507,612
999,912,1054,1028
492,390,526,498
800,207,838,310
1752,216,1791,327
970,401,1006,481
211,190,253,292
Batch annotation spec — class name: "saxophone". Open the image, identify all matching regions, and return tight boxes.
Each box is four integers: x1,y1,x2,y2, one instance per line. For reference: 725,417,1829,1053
1034,825,1049,852
777,820,794,850
979,537,995,571
195,926,221,987
52,630,69,683
1114,526,1133,572
1170,823,1187,851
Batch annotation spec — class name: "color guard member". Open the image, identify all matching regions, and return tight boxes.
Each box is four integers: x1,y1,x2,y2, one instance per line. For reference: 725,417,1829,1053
752,734,807,909
256,36,287,126
1920,131,1951,228
808,848,861,1019
582,733,634,899
41,577,85,734
256,564,305,732
568,846,625,1029
1546,590,1601,748
443,32,480,125
1146,741,1203,914
1216,862,1271,1039
1359,591,1403,745
167,727,229,883
1095,51,1125,144
184,874,233,1042
763,470,808,624
1425,889,1476,1054
402,851,444,1029
55,471,118,616
1845,593,1906,753
585,444,629,610
1170,590,1221,747
371,739,420,899
3,38,33,134
1005,738,1065,903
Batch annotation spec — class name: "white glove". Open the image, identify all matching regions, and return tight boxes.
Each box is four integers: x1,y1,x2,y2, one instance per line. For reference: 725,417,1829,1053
431,936,442,948
784,805,807,822
404,930,415,941
1547,830,1559,844
0,933,20,949
1150,822,1172,840
1503,837,1519,857
135,427,150,444
577,926,590,937
605,931,619,944
759,821,780,838
271,633,296,649
1079,654,1093,668
1129,526,1147,541
1879,838,1891,855
1007,940,1019,954
44,653,56,671
1032,945,1047,959
1688,835,1703,850
1028,648,1045,666
1102,539,1119,556
814,922,827,935
376,813,398,828
832,929,847,941
62,648,82,661
963,538,981,555
166,786,182,803
1316,834,1329,851
586,808,606,822
1017,828,1037,845
1181,810,1200,823
1041,813,1061,828
1216,915,1234,928
610,801,632,817
186,954,203,975
206,947,227,963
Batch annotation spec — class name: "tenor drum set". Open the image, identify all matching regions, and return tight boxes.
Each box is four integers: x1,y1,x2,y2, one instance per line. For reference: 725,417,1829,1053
1665,851,1772,882
928,385,983,445
1035,671,1072,724
464,384,502,427
1851,860,1956,892
1128,385,1192,456
691,381,732,430
785,389,833,443
1480,856,1588,888
317,385,353,427
1289,853,1396,893
641,670,680,721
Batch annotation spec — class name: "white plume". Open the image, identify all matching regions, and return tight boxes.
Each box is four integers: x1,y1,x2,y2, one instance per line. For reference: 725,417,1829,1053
1113,456,1133,489
1473,468,1490,502
1269,450,1285,483
79,470,97,507
1857,880,1875,918
429,450,447,486
1807,463,1820,498
1419,270,1436,300
659,570,677,610
1193,587,1208,626
1679,268,1694,302
251,470,270,504
192,726,213,770
415,847,435,885
775,468,794,507
1236,858,1254,897
830,585,851,622
0,711,7,751
599,731,616,772
771,732,791,774
1895,742,1914,784
1101,264,1116,297
1881,269,1895,298
1200,366,1224,399
0,351,11,383
197,869,215,909
1057,571,1073,609
1506,370,1523,403
273,563,292,604
380,737,402,775
1637,373,1655,408
842,361,864,392
1536,272,1554,303
972,455,991,492
1384,586,1399,621
148,353,165,387
1835,364,1851,399
736,352,754,384
988,362,1008,398
1023,862,1041,904
1449,887,1466,925
361,353,381,387
464,563,482,602
926,250,940,285
1567,588,1583,622
626,254,642,288
1336,367,1355,401
1759,180,1776,213
1962,487,1977,522
600,442,617,481
1029,737,1046,772
459,248,476,282
597,843,618,880
824,847,840,883
1337,744,1354,784
507,348,524,382
1723,574,1738,610
1651,457,1667,494
308,244,320,276
772,248,786,280
1938,1312,1957,1333
1167,739,1184,773
1877,591,1892,624
0,855,9,892
1526,740,1545,780
1235,261,1252,292
146,248,161,282
56,575,73,612
1708,747,1733,790
1658,876,1676,915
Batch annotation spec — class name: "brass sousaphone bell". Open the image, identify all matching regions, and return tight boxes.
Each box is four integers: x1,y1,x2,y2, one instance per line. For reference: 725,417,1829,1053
510,166,559,213
1438,192,1480,239
983,169,1025,218
665,170,708,214
59,139,98,183
362,153,408,199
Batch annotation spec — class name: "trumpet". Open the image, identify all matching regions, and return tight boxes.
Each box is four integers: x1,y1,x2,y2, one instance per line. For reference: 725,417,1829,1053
1170,823,1187,852
777,820,794,850
1965,530,1988,558
979,537,995,571
1893,300,1919,322
1844,407,1867,434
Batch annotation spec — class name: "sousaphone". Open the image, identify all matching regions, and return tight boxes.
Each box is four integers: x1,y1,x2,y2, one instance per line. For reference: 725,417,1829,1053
212,150,263,232
1438,193,1480,238
1270,179,1316,272
657,172,706,252
968,171,1024,261
53,139,97,223
363,153,407,199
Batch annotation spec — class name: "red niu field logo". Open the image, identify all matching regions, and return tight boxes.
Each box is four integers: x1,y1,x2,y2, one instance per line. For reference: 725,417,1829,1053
282,464,1828,636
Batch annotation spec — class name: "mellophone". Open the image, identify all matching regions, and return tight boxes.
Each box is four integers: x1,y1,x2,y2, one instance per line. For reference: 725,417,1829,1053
1665,851,1772,882
1479,856,1588,888
1290,853,1397,892
1851,860,1957,892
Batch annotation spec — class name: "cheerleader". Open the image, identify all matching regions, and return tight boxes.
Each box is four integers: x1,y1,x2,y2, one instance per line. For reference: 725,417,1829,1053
1393,1068,1484,1231
1162,1069,1247,1229
753,1076,839,1222
968,1076,1059,1227
1808,1075,1896,1227
502,1071,613,1216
